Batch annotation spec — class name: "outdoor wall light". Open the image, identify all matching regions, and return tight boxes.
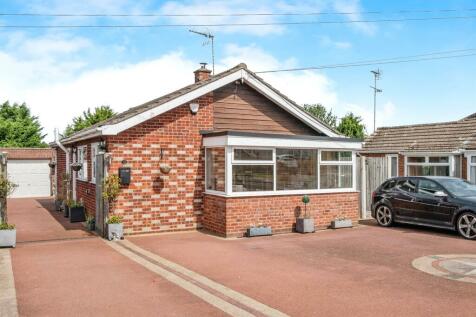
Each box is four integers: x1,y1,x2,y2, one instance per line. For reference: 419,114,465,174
189,102,200,115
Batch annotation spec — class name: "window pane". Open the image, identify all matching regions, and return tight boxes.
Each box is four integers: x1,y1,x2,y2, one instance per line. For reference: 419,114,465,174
429,156,449,163
321,151,352,162
390,156,398,177
234,149,272,161
232,165,273,192
396,179,417,193
320,165,352,189
471,156,476,164
471,166,476,184
205,148,225,192
408,165,449,176
418,179,445,196
407,157,425,163
277,149,317,190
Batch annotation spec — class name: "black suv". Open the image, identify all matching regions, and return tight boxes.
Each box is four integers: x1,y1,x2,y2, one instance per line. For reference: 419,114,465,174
371,176,476,240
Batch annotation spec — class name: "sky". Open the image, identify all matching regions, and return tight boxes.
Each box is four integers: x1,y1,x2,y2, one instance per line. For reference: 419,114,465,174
0,0,475,142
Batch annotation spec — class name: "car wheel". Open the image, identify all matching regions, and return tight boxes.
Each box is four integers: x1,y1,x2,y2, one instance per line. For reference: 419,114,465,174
376,205,394,227
456,212,476,240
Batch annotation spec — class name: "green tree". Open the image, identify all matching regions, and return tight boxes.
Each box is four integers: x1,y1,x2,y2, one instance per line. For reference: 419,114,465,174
0,101,47,147
303,104,337,128
337,113,366,139
64,105,116,137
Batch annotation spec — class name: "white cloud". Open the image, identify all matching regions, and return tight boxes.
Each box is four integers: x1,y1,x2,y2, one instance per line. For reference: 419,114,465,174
339,101,397,133
332,0,377,35
320,35,352,49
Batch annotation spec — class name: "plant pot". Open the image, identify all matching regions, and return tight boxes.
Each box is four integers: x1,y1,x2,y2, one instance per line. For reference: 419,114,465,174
107,223,124,240
331,219,353,229
296,218,315,233
0,229,16,248
246,226,272,237
69,206,86,223
55,200,62,211
63,204,69,217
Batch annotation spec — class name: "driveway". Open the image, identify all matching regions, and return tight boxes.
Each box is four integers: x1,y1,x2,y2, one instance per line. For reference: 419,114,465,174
4,198,476,316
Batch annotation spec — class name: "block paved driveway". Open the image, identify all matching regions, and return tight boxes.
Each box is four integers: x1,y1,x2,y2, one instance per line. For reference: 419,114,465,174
6,198,476,316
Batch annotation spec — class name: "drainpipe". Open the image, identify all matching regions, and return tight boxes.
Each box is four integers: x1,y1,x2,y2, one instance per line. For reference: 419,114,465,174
54,129,75,200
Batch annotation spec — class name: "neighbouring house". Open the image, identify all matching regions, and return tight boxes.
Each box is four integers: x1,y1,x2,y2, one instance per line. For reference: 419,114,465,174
0,148,53,198
361,113,476,214
51,63,362,237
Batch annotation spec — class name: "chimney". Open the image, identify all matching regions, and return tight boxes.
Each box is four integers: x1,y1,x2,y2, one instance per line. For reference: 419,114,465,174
194,62,212,82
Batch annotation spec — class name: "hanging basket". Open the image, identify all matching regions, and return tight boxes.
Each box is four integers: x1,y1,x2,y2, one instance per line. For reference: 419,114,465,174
48,161,56,168
70,162,83,172
159,163,172,174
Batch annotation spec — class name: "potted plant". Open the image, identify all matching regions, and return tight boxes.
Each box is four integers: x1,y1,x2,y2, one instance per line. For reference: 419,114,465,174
331,215,353,229
63,199,73,218
69,199,86,223
246,223,272,237
107,215,123,240
70,162,82,172
0,175,17,248
85,215,95,231
159,163,172,174
296,195,315,233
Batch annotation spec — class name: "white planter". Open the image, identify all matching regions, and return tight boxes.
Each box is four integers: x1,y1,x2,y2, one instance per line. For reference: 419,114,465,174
107,223,123,241
331,219,353,229
0,229,16,248
296,218,315,233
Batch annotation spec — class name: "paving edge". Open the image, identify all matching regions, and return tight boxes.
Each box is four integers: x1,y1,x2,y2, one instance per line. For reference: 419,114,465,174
0,249,19,317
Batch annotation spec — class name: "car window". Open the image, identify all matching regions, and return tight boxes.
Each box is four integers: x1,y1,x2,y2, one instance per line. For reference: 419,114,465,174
382,179,397,191
418,179,445,196
396,179,417,193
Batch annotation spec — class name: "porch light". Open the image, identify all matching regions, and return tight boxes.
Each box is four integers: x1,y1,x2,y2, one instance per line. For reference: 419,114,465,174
189,102,199,115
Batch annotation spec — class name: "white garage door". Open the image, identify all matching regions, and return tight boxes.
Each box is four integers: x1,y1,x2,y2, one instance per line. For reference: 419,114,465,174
8,160,51,198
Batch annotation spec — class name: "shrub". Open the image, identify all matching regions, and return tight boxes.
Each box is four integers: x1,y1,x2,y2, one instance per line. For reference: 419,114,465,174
107,215,122,224
103,174,120,202
0,223,15,230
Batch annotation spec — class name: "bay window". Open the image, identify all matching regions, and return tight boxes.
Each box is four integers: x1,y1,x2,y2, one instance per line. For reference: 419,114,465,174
320,151,353,189
406,156,450,176
206,146,355,195
205,148,226,192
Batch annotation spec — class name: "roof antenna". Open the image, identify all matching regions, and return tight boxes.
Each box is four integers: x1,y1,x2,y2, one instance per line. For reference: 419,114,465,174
189,29,215,75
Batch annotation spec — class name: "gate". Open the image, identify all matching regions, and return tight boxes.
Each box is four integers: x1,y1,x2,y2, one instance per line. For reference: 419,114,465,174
95,153,106,237
365,157,388,217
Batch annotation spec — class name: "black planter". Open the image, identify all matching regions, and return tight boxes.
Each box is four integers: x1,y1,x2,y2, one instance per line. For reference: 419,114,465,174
87,222,95,231
70,206,86,223
63,205,69,218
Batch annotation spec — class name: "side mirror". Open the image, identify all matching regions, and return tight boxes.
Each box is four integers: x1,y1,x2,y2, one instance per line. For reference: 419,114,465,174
434,191,448,199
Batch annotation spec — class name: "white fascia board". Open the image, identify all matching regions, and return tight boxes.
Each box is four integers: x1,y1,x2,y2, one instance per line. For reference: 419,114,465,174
100,71,243,136
243,73,340,137
400,151,461,156
203,134,362,150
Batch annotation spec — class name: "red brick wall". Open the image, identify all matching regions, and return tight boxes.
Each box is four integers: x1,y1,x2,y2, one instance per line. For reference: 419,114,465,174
55,149,67,199
106,94,214,235
204,192,360,237
462,157,468,180
398,154,405,176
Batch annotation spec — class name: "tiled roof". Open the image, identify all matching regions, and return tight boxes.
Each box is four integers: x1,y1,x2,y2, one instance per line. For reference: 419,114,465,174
60,63,340,144
0,148,53,160
363,113,476,153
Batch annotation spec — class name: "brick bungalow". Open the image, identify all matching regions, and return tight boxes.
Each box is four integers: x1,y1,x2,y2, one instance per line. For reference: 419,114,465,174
362,113,476,185
51,63,362,237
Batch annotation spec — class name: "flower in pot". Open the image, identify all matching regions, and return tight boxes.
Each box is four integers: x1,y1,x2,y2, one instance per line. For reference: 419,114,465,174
296,195,315,233
63,199,73,217
103,174,121,238
0,175,17,248
107,215,123,240
69,199,86,223
331,214,353,229
85,215,95,231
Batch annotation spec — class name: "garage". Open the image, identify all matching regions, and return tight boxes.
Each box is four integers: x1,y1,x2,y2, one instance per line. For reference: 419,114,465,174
1,148,53,198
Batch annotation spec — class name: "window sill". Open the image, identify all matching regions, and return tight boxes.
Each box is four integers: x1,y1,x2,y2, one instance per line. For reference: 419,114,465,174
204,188,359,198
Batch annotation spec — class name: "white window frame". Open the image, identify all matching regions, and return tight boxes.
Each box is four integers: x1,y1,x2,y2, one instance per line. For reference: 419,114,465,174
465,152,476,184
386,154,399,178
76,145,88,181
206,146,357,197
404,155,452,177
90,142,99,184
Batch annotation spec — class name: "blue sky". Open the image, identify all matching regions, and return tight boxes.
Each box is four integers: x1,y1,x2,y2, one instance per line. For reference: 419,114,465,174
0,0,475,141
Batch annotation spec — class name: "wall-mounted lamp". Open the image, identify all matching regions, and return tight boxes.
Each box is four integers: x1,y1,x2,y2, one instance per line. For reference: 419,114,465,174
189,102,200,115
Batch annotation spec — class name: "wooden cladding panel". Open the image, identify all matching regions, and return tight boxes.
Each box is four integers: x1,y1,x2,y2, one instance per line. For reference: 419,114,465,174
212,83,322,136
